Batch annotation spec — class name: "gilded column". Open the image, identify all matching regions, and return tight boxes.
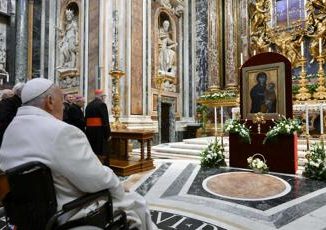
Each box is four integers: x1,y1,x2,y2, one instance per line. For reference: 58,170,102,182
15,0,28,82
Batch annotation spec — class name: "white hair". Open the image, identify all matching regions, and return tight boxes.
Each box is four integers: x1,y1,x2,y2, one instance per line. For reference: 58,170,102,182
12,82,25,98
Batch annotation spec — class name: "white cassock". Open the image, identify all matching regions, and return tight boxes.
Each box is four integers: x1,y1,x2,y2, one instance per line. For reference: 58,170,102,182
0,106,156,230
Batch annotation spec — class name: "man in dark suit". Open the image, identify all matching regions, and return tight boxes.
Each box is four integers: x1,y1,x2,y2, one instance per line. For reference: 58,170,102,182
63,93,74,123
85,89,111,157
0,83,24,146
67,95,85,132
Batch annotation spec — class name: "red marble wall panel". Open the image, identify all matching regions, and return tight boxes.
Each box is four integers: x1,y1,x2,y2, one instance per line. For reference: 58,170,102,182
131,0,143,115
87,0,99,101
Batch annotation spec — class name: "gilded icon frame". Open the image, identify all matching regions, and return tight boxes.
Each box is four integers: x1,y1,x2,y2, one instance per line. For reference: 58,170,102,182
242,62,286,120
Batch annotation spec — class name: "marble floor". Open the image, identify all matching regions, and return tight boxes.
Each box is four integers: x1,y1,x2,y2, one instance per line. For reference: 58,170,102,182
124,159,326,230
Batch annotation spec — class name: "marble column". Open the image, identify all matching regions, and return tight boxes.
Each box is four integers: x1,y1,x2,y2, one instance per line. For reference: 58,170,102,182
15,0,28,82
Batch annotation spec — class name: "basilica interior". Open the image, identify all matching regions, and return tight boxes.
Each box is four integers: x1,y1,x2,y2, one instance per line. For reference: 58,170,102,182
0,0,326,229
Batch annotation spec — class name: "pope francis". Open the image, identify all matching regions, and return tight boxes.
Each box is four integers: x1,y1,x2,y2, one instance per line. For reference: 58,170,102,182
0,78,156,230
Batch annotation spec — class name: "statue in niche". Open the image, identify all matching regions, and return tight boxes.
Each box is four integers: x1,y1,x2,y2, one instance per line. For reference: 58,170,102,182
158,20,177,77
58,8,78,69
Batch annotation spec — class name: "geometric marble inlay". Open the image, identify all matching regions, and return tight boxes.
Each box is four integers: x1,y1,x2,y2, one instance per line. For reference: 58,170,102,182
203,172,291,201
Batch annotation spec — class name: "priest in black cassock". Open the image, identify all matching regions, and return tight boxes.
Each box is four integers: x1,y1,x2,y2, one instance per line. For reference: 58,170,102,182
85,89,111,156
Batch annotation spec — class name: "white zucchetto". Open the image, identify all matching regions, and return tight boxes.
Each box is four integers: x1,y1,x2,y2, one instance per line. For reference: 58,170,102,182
21,78,54,104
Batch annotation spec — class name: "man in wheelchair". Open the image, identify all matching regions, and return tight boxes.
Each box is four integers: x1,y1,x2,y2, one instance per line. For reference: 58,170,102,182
0,78,156,230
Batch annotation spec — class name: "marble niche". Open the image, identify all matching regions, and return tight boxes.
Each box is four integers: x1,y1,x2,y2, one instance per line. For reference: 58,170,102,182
152,0,184,142
56,0,81,94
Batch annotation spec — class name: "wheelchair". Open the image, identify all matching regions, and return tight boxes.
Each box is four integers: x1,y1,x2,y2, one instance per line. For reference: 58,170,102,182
0,161,129,230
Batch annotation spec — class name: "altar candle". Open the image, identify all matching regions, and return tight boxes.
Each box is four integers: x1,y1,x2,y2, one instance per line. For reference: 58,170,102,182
221,106,224,131
321,104,324,135
306,104,309,135
301,41,304,57
214,107,217,135
319,37,322,56
240,52,243,65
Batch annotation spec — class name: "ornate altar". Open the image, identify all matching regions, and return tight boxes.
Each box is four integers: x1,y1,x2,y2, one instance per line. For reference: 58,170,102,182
229,52,298,174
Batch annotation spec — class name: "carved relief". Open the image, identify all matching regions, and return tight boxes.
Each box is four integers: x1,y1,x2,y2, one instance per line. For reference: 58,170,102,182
0,31,8,85
306,0,326,63
249,0,271,53
158,0,184,16
0,0,7,13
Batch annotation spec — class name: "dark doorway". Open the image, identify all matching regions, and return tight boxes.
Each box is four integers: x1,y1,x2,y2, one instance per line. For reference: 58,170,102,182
161,102,171,143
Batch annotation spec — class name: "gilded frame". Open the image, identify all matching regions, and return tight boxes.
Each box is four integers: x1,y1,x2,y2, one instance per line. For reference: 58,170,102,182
242,62,286,120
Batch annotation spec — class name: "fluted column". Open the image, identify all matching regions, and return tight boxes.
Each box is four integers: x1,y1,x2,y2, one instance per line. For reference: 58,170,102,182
15,0,28,82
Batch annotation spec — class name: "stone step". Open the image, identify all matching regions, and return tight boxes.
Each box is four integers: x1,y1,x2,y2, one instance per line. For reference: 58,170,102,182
168,142,207,150
152,145,201,155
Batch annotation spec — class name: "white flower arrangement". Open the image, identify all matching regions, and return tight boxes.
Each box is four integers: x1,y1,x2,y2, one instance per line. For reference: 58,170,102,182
303,142,326,181
224,119,251,143
199,90,237,100
247,153,269,173
200,139,226,168
263,116,302,144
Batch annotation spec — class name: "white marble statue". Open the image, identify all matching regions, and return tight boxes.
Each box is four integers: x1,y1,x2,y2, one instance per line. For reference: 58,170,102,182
158,20,177,77
0,0,7,13
59,9,78,68
0,32,6,67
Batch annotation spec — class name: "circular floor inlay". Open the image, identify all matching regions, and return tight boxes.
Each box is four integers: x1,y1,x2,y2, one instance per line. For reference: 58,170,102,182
202,172,291,201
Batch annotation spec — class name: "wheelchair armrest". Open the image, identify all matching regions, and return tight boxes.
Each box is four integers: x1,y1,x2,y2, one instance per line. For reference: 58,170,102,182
62,189,111,212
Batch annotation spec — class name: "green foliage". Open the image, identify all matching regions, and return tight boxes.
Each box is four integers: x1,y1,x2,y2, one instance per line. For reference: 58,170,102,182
200,140,226,168
307,83,318,94
263,116,302,144
224,119,251,143
303,142,326,181
292,85,300,95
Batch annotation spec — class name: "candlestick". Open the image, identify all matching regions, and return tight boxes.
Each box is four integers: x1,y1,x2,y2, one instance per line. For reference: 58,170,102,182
220,106,224,131
306,104,309,135
319,37,322,56
320,104,324,135
214,107,217,136
240,52,243,65
301,41,304,57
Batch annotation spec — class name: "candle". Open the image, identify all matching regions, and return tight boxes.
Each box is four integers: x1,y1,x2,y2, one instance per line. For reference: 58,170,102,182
268,47,272,52
306,104,309,135
301,41,304,57
319,37,322,56
321,104,324,135
220,106,224,131
214,107,217,135
240,52,243,65
253,50,257,56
